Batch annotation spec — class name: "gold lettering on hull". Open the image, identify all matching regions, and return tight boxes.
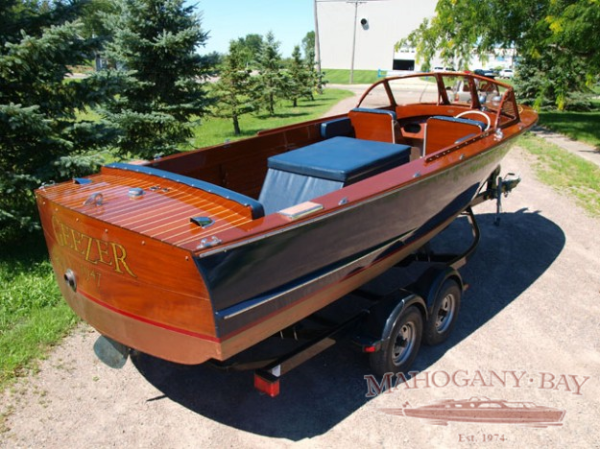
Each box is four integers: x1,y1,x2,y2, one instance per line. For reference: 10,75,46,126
51,215,137,278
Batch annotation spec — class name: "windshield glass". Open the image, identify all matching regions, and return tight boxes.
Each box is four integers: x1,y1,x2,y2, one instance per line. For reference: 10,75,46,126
358,75,441,108
388,76,441,106
358,74,517,123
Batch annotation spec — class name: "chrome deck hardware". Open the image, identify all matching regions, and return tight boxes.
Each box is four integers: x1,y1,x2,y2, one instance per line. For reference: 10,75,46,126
198,236,222,249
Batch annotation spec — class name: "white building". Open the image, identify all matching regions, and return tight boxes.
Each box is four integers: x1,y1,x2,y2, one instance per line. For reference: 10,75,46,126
316,0,516,72
316,0,437,72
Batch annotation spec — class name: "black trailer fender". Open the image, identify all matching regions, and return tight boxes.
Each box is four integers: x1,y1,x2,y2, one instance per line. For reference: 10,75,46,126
410,265,463,312
356,289,426,375
355,288,427,352
356,266,463,351
410,266,464,346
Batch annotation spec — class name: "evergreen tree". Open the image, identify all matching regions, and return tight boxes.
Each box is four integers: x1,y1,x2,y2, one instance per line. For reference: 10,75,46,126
285,45,311,107
79,0,116,40
302,33,326,97
516,51,592,111
0,0,115,240
101,0,213,159
210,41,256,135
254,31,285,116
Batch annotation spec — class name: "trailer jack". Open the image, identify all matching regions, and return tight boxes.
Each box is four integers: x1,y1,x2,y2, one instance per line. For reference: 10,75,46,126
494,173,521,225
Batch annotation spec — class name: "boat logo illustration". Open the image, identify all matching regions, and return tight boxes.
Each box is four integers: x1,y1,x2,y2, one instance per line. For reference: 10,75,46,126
379,396,566,427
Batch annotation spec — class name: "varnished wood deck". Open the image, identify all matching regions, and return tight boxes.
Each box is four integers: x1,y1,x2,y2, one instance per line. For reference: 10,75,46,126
40,166,256,248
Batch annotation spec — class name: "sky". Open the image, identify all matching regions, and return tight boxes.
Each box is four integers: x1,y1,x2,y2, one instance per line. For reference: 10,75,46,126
195,1,315,57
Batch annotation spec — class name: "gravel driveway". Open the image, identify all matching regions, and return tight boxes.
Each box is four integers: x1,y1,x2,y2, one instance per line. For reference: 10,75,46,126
1,134,598,448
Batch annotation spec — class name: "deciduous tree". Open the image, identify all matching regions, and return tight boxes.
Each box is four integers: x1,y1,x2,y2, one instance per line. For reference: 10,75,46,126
235,33,263,69
397,0,600,110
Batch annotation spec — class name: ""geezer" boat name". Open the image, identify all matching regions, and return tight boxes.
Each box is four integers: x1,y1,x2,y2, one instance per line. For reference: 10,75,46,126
52,216,137,278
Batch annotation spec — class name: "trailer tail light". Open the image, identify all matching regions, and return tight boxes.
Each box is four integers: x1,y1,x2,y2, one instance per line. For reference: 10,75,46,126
352,335,381,353
254,371,280,397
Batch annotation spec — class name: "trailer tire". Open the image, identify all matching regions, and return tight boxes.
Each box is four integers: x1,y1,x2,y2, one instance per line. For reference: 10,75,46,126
423,279,461,346
369,306,423,376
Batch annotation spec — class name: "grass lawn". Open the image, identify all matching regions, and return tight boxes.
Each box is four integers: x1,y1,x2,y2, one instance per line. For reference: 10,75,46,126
75,89,356,150
0,235,77,389
538,110,600,149
190,88,355,148
519,133,600,216
535,83,600,148
322,68,383,85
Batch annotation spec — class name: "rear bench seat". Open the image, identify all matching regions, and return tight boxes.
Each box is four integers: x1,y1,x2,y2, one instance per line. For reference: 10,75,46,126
259,136,412,214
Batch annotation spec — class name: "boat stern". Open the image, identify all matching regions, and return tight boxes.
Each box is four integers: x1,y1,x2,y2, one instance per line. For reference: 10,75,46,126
35,182,222,365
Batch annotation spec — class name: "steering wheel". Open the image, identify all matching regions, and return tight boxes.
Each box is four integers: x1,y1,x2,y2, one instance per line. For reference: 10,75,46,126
454,110,491,131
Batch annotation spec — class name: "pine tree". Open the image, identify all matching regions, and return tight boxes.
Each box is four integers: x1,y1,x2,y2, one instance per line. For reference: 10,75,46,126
302,33,326,97
210,41,256,135
101,0,214,159
285,45,312,107
0,0,115,240
254,32,285,116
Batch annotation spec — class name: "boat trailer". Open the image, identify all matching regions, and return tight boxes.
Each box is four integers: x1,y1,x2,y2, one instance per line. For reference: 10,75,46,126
206,170,521,397
92,169,520,397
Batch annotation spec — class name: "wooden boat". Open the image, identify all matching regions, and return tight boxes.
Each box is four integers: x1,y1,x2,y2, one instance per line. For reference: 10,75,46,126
36,73,537,366
381,397,566,426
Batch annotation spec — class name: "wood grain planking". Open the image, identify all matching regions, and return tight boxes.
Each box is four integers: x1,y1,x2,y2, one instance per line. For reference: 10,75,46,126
39,168,256,248
38,199,217,336
155,215,251,245
133,207,246,236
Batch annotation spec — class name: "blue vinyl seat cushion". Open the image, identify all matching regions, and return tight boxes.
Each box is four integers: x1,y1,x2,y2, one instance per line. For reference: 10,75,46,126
429,115,487,131
320,117,355,139
267,136,412,184
351,108,397,120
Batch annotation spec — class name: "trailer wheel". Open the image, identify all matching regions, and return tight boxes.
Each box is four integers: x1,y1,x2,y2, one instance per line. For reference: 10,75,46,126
369,306,423,375
424,279,461,346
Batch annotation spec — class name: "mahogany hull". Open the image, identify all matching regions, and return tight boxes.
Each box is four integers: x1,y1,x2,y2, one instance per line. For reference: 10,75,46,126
36,139,511,364
203,143,510,339
36,196,223,362
35,73,538,365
